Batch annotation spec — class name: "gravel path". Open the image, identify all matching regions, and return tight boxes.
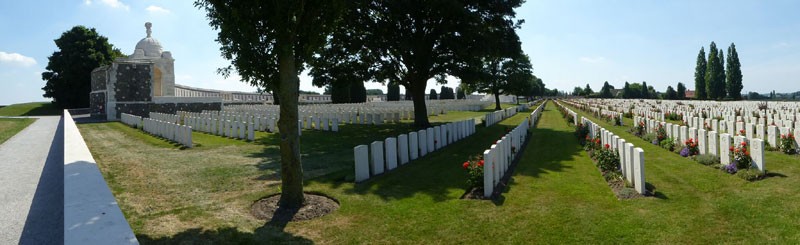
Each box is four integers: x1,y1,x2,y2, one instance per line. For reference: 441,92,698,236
0,116,63,244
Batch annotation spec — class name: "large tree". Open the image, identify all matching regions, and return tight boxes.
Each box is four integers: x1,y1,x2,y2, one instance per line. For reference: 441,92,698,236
387,82,400,101
599,81,614,98
726,43,743,100
429,89,438,100
461,52,533,110
41,26,123,109
641,81,649,99
705,42,726,100
677,82,687,100
665,86,677,100
196,0,343,208
583,84,594,96
318,0,524,128
694,47,707,100
622,82,632,98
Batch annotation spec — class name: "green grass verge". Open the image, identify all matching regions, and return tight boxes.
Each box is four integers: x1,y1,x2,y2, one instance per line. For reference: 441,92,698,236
0,118,35,144
0,102,61,116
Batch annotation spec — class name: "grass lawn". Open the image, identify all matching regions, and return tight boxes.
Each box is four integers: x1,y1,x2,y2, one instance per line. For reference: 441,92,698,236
0,118,36,145
0,102,61,116
80,101,799,243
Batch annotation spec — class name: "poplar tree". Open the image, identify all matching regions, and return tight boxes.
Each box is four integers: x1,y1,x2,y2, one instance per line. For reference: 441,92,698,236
694,47,707,99
726,43,743,100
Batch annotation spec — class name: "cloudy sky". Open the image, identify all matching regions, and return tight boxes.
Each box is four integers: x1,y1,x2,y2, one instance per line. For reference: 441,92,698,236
1,0,798,105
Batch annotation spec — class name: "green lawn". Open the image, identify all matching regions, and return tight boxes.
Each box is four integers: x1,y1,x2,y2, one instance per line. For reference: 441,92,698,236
80,101,800,243
0,118,35,145
0,102,61,116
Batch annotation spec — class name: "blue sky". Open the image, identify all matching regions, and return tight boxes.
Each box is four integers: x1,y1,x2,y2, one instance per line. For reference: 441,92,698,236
1,0,799,105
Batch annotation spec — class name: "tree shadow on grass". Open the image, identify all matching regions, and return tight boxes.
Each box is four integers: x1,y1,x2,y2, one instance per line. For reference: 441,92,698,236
135,224,312,245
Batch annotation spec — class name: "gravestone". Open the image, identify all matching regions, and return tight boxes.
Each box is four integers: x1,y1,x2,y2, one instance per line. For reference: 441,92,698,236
625,143,634,181
483,149,494,198
618,138,627,177
418,130,428,156
720,133,732,165
633,148,646,195
409,132,419,160
385,137,398,171
426,128,435,153
370,141,385,175
398,134,409,165
354,145,370,182
490,144,499,185
707,131,718,156
698,129,707,155
751,138,765,171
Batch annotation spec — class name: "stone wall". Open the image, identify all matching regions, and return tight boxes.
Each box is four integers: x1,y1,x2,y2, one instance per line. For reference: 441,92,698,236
115,101,222,119
89,92,106,116
114,63,153,102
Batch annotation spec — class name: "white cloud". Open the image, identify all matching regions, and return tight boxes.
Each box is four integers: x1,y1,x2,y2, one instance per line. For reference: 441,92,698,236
84,0,130,11
146,5,170,14
579,56,606,63
0,51,37,67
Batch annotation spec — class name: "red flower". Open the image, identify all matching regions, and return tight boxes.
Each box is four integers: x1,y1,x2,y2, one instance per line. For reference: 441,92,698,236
741,141,747,147
478,160,485,167
604,144,610,149
729,146,735,152
462,162,470,169
585,135,590,140
594,139,600,144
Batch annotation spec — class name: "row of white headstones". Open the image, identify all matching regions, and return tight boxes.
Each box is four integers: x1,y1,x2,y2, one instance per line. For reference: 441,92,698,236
484,106,519,127
353,119,477,182
557,101,648,195
224,100,490,119
481,102,545,197
634,115,768,171
576,99,799,128
121,113,193,147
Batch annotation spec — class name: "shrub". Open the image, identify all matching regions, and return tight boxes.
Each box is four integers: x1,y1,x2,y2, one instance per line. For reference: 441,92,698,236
730,141,752,170
633,121,645,136
575,123,589,143
660,137,676,152
695,154,720,166
462,155,484,189
656,124,667,142
603,170,622,182
595,144,620,173
642,133,657,143
724,163,738,174
779,133,796,155
684,138,699,156
614,116,622,126
736,168,765,181
679,147,690,157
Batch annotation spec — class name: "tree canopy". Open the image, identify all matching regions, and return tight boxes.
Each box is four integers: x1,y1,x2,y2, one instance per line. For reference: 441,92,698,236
315,0,525,127
677,82,686,100
41,26,123,109
726,43,743,100
196,0,344,208
461,52,533,110
694,47,707,100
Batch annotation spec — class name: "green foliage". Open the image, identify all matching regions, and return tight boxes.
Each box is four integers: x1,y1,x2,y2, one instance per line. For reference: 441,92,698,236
695,154,720,166
439,86,455,100
725,43,743,100
665,86,677,100
583,84,594,96
677,82,687,100
695,47,707,99
329,82,351,104
460,52,535,109
350,81,367,103
705,42,726,100
779,133,796,154
456,87,466,99
599,81,614,98
366,89,384,95
429,89,438,100
195,0,345,207
641,81,650,99
595,147,620,173
660,137,677,152
736,168,765,181
387,83,400,101
41,26,123,108
462,155,485,189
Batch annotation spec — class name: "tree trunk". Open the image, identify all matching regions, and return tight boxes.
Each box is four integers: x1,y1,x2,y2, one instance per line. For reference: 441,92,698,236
410,80,430,129
494,92,502,111
276,39,305,208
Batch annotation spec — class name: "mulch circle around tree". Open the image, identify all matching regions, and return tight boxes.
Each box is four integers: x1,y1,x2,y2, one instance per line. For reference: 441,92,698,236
251,193,339,222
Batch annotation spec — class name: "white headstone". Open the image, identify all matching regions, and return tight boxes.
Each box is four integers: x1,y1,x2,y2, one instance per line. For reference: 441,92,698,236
720,133,732,165
370,141,385,175
398,134,409,165
483,149,493,198
633,147,646,195
385,137,398,171
409,132,419,160
751,138,765,171
354,145,370,182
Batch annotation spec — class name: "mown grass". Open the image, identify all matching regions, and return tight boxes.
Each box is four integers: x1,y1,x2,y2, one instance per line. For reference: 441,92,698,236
82,100,799,243
77,104,524,242
0,102,61,116
0,118,35,145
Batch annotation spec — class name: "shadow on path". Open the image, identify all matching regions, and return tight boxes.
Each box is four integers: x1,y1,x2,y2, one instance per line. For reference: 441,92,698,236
19,115,64,244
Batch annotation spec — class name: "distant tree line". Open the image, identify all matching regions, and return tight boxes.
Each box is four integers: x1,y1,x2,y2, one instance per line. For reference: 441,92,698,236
694,42,743,100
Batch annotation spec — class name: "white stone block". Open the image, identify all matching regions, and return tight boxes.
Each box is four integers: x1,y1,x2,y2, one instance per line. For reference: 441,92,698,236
370,141,385,175
385,138,398,171
398,134,409,165
751,138,765,171
426,128,435,153
483,149,493,198
490,145,499,184
332,118,339,132
248,122,255,141
633,147,646,195
625,143,634,181
409,132,419,160
708,131,718,156
354,145,370,182
720,133,731,165
418,130,428,156
698,129,707,155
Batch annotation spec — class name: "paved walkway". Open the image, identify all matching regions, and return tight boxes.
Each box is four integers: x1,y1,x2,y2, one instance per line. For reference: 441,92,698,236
0,116,63,244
